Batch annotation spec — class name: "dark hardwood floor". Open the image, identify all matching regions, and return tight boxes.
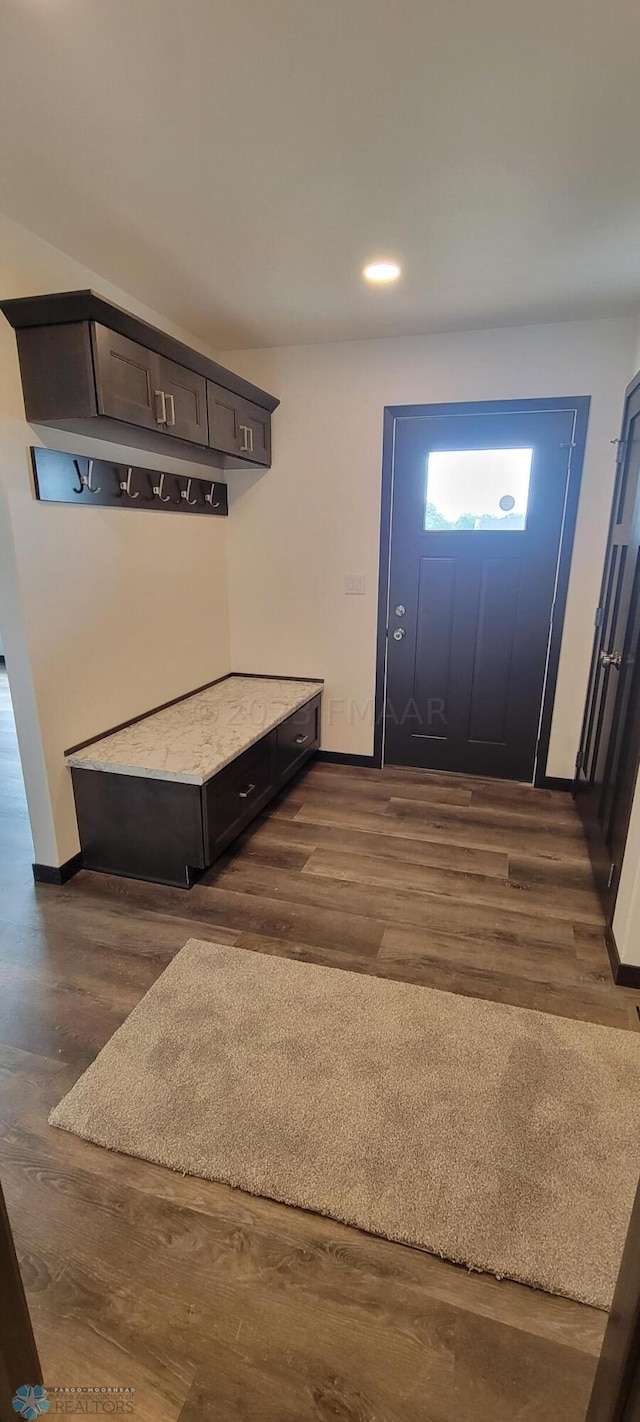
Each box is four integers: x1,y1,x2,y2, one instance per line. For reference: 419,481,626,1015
1,666,639,1421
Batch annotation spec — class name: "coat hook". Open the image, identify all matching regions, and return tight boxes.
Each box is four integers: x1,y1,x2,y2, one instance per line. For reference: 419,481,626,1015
181,477,197,507
119,466,139,500
205,481,220,508
152,473,172,503
73,458,101,495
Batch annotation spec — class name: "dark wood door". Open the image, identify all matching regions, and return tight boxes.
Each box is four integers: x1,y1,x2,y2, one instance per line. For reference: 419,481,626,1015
384,407,576,778
207,380,243,456
156,354,207,445
575,378,640,908
585,1172,640,1422
0,1179,42,1413
92,324,161,430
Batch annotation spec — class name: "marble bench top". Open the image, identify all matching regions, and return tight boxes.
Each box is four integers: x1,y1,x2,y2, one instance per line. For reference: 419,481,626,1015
65,676,323,786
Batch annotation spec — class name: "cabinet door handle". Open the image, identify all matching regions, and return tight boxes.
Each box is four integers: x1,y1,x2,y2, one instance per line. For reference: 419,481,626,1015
294,733,309,745
165,393,176,427
239,424,249,453
154,390,167,424
238,782,256,799
247,427,254,453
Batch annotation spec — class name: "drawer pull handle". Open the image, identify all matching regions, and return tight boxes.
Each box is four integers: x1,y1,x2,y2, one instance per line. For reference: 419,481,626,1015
294,734,310,745
238,783,256,799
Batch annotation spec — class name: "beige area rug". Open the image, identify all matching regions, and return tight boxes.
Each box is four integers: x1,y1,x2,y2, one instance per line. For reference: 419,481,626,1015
49,940,640,1309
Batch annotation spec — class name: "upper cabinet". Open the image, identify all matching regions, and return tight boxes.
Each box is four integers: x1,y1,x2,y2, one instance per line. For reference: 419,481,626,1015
206,382,271,466
0,290,279,470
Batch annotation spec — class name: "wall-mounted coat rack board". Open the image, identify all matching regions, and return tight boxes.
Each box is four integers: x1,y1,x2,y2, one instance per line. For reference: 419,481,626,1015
30,449,227,517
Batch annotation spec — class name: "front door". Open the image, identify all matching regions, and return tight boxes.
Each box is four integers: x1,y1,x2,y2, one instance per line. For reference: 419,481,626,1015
383,402,582,779
575,375,640,908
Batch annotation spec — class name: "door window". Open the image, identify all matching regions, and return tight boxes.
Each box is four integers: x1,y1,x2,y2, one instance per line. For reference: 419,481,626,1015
424,447,533,531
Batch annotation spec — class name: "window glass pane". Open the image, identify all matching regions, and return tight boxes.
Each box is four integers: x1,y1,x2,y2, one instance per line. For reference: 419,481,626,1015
424,448,533,531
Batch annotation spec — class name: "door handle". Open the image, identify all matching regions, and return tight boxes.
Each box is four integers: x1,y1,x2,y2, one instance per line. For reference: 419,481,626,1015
165,393,176,427
599,649,622,669
154,390,167,424
393,627,406,641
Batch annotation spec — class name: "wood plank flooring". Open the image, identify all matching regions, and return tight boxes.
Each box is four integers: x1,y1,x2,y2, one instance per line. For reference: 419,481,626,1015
1,667,639,1420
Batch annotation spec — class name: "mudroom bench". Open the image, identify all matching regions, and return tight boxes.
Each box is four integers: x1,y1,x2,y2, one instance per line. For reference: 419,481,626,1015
65,674,323,887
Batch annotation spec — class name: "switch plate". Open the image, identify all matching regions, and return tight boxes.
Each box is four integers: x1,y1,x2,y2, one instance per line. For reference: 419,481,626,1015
345,574,365,595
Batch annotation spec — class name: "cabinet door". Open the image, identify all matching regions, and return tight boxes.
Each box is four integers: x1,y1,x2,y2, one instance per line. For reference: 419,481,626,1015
204,734,277,862
207,380,243,456
240,397,271,465
156,354,207,445
92,325,161,430
276,697,320,787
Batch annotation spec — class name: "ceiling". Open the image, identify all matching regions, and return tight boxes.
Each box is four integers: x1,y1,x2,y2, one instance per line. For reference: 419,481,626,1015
0,0,639,350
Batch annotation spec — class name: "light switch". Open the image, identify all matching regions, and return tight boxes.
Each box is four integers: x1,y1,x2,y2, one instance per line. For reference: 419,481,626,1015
345,574,366,595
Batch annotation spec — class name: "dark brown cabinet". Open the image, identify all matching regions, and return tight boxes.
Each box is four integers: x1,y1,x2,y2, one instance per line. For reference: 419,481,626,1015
240,396,271,465
155,354,207,445
89,327,209,446
70,689,322,888
204,735,277,861
1,290,278,469
206,384,272,466
93,326,159,431
206,380,244,456
277,700,321,784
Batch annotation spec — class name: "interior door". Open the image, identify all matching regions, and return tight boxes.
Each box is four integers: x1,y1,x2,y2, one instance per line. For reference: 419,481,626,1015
575,377,640,906
384,406,576,779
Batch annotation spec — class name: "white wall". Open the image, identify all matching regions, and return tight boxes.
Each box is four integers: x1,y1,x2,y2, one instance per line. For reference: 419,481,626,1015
222,318,635,773
0,212,231,866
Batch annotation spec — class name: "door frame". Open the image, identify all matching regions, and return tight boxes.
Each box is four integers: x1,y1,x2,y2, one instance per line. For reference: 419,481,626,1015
374,396,591,781
585,1171,640,1422
574,367,640,976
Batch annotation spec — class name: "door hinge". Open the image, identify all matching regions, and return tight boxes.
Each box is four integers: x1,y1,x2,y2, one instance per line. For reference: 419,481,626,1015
612,437,628,465
575,749,584,772
594,605,604,629
607,862,616,890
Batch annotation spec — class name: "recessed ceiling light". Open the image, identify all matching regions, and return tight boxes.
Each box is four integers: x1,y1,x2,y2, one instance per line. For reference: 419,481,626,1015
362,261,401,284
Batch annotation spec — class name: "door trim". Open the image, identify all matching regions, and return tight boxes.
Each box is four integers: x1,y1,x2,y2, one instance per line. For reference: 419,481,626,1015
374,396,590,781
574,367,640,922
604,923,640,989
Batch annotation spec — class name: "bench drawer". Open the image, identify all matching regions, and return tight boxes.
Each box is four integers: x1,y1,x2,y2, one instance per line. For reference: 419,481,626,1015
276,696,320,786
204,733,276,862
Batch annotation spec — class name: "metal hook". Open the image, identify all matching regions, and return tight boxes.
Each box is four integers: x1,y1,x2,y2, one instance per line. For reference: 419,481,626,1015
152,473,172,503
181,477,197,507
205,481,220,508
119,466,139,500
73,458,101,495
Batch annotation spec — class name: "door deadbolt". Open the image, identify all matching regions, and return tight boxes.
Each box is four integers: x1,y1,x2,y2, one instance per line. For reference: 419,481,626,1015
393,627,406,641
394,604,406,616
599,649,622,669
